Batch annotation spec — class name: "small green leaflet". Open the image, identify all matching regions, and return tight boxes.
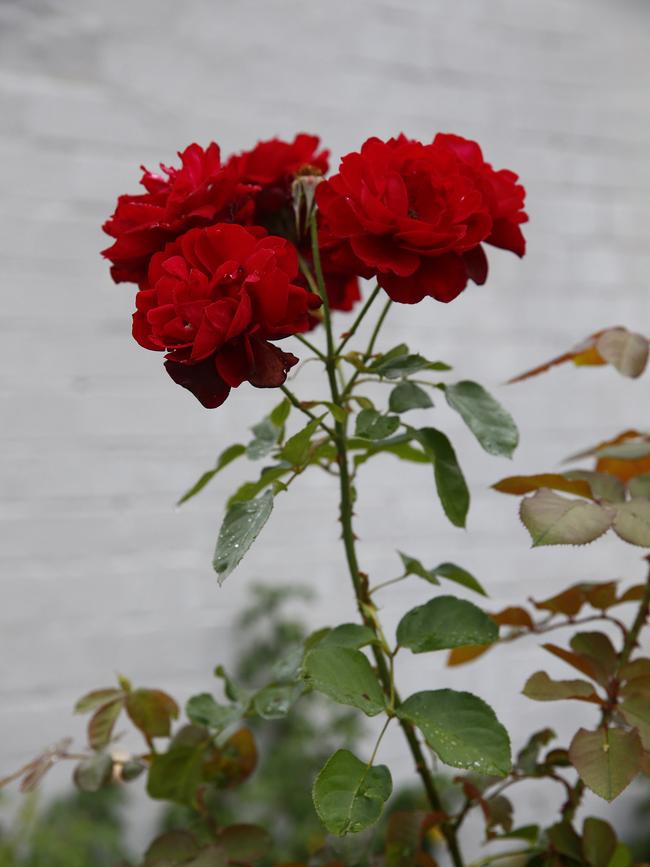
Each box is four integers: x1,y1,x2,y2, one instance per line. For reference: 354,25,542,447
227,465,290,508
355,409,400,440
445,381,519,458
389,381,433,413
279,418,322,466
396,689,511,776
313,749,392,836
302,646,386,716
177,444,246,506
318,624,378,650
370,351,450,379
396,596,498,653
397,552,486,596
185,693,241,731
519,489,612,546
414,427,470,528
213,490,274,584
246,418,282,460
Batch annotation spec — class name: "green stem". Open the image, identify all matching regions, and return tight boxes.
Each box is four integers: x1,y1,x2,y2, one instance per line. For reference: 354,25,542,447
336,283,382,354
342,297,393,399
295,332,327,361
308,219,465,867
279,385,335,437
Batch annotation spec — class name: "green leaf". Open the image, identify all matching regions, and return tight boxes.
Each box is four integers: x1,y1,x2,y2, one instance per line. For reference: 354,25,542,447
607,843,633,867
620,693,650,749
312,749,392,836
445,381,519,458
144,831,200,865
569,726,642,801
629,473,650,498
126,689,179,739
319,624,378,650
73,752,113,793
177,444,246,506
371,352,449,379
351,434,429,468
355,409,400,440
430,562,487,596
396,595,497,653
396,552,486,595
147,725,210,807
227,464,290,507
582,817,618,867
185,694,241,731
519,489,612,546
414,427,470,528
611,499,650,547
74,688,123,714
213,490,274,584
396,689,511,776
522,671,600,703
302,647,386,716
269,398,291,427
389,381,433,413
279,419,321,466
547,822,583,861
397,551,440,584
252,684,301,719
246,418,282,460
515,728,556,774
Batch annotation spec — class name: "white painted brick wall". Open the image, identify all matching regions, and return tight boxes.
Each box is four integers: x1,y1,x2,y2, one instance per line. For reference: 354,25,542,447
1,0,649,856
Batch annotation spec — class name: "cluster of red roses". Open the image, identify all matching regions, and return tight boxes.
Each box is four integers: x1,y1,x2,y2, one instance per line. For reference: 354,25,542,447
102,133,527,408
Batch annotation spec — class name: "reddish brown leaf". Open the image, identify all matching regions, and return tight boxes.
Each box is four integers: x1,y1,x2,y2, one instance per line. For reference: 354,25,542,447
533,587,587,617
542,644,600,680
617,584,645,604
446,644,492,667
125,688,179,740
492,606,535,628
204,728,257,788
493,474,593,499
88,698,124,750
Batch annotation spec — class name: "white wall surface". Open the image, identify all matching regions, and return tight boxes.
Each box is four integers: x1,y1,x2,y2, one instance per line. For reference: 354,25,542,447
1,0,649,857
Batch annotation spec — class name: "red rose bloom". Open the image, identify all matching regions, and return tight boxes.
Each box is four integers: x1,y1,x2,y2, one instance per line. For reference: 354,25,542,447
133,223,321,408
227,133,329,221
316,134,527,304
102,143,250,285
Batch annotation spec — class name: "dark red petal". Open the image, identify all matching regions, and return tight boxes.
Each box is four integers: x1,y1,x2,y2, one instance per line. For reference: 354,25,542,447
379,254,468,304
462,245,489,285
486,219,526,257
248,339,298,388
164,358,231,408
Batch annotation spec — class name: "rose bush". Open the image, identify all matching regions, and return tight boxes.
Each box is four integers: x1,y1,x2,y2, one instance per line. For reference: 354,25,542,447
8,129,650,867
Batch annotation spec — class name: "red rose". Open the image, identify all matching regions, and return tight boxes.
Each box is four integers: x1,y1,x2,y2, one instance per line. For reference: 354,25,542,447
227,133,329,222
102,143,250,285
316,134,526,304
133,223,321,408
